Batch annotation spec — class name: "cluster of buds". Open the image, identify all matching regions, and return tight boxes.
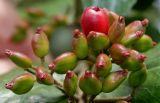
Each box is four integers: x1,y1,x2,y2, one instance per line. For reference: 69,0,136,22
4,6,155,103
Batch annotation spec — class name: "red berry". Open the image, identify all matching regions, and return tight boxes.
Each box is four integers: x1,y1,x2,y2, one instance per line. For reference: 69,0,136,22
81,6,110,35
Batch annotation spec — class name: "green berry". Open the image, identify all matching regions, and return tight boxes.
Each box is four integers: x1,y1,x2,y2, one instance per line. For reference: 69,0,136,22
108,16,125,43
5,73,35,95
79,70,102,95
72,29,88,59
121,31,143,47
5,49,32,68
132,35,153,52
125,19,149,35
36,67,54,85
32,27,49,58
48,52,77,74
121,50,146,71
128,64,147,87
102,70,128,93
64,71,78,96
96,53,112,78
109,44,130,64
87,31,110,51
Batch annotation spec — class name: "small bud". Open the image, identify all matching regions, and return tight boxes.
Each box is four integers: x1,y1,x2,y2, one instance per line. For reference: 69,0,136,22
26,7,45,18
5,49,32,68
121,31,144,46
87,31,110,51
64,71,78,96
109,44,130,64
125,19,149,35
102,70,128,93
128,64,147,87
108,16,125,43
48,52,77,74
53,15,68,27
11,20,29,43
79,70,102,95
72,29,88,59
32,27,49,58
120,50,146,71
132,35,153,52
36,67,54,85
5,73,35,95
95,53,112,78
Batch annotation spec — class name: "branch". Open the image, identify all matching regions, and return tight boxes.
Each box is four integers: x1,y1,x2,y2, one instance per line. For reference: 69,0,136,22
94,96,131,103
26,69,35,75
53,78,65,93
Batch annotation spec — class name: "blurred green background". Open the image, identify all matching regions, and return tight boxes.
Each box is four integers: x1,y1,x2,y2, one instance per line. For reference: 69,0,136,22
12,0,160,56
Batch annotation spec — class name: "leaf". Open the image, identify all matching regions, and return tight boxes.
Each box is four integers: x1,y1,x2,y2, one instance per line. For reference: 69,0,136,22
145,43,160,69
81,0,137,15
0,68,67,103
132,66,160,103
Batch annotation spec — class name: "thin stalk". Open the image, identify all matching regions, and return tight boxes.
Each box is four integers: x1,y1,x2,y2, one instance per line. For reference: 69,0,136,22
40,57,45,66
94,96,131,103
89,95,97,103
26,69,35,75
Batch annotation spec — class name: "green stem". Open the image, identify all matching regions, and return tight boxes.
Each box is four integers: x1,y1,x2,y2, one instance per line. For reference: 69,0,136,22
89,95,98,103
26,69,35,75
40,57,45,66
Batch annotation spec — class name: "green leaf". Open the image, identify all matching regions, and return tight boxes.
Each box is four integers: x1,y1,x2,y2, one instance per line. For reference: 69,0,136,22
81,0,137,15
133,66,160,103
0,68,67,103
145,43,160,69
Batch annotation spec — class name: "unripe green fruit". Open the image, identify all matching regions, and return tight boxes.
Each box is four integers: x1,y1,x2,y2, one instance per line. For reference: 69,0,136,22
72,29,88,59
125,19,149,35
48,52,77,74
108,16,125,43
121,50,146,71
32,27,49,58
121,31,144,47
109,44,130,64
128,64,147,87
102,70,128,93
5,73,35,95
96,53,112,78
64,70,78,96
108,11,119,26
36,67,54,85
79,70,102,95
5,49,32,68
132,35,153,52
87,31,110,51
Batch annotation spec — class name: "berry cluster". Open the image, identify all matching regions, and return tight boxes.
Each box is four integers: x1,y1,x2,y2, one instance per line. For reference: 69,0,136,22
5,6,155,103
